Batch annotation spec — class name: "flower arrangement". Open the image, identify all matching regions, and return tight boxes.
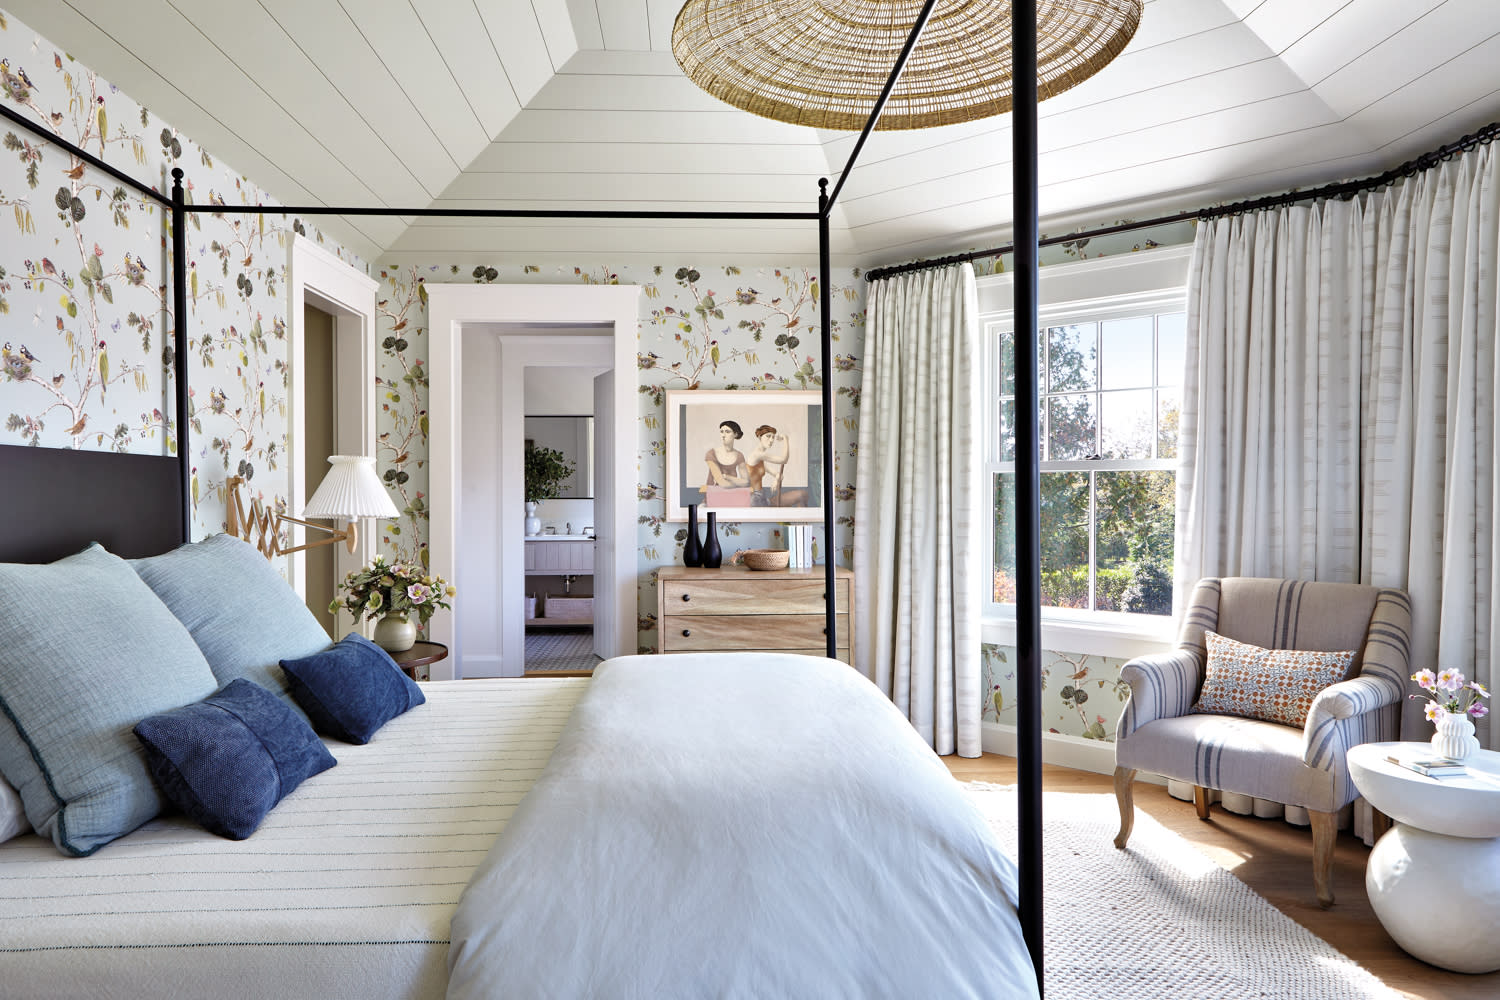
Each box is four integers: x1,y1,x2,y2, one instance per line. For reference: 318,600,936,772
1410,668,1490,723
330,555,455,626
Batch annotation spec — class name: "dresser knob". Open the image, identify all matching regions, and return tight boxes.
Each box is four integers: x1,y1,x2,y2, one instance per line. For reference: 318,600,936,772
682,629,692,638
681,594,691,602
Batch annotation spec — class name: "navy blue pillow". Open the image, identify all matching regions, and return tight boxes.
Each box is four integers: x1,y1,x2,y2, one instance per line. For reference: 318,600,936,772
133,679,336,840
280,632,426,745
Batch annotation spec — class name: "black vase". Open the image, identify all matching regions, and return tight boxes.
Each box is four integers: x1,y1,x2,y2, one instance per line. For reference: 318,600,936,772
702,511,722,568
683,503,703,567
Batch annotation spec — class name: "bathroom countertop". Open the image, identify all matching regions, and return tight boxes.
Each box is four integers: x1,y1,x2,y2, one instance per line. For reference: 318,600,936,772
525,534,595,541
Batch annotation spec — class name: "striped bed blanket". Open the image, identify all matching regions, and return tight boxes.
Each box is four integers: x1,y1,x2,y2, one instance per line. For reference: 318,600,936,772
0,677,587,1000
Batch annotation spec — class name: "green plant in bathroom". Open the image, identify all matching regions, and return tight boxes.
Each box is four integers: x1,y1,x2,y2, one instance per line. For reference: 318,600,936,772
524,442,575,503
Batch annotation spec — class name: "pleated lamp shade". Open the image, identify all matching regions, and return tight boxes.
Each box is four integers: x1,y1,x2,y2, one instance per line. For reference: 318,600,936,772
302,456,399,521
671,0,1142,131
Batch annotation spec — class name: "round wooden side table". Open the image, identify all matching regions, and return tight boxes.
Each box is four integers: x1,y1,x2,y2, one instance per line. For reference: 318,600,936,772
1347,741,1500,974
389,640,448,681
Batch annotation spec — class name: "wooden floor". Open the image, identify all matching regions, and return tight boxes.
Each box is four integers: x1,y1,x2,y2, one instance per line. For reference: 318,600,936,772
944,754,1498,1000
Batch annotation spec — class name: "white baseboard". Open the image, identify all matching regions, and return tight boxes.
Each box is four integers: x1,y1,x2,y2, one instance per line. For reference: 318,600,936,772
980,722,1166,785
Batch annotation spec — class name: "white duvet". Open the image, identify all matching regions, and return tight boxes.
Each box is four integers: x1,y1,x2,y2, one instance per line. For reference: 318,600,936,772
447,653,1038,1000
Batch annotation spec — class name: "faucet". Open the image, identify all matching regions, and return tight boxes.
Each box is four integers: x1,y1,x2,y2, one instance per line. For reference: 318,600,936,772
566,521,573,535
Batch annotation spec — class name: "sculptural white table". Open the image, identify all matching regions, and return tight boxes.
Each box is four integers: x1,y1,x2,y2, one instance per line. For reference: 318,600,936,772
1346,741,1500,974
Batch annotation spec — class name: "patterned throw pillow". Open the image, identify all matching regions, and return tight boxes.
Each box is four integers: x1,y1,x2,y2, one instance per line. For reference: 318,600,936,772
1194,631,1358,728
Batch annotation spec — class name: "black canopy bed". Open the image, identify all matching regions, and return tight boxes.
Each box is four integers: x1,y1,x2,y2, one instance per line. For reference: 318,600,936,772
0,1,1060,995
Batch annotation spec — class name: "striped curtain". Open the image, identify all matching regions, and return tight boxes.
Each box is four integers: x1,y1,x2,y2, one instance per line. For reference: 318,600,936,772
853,263,983,756
1177,140,1499,746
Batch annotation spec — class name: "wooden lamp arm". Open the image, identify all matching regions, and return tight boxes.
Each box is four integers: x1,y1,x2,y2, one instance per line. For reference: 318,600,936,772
225,475,352,559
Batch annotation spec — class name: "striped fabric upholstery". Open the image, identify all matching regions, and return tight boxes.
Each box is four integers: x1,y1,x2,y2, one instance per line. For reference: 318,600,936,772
0,677,588,999
1117,579,1411,813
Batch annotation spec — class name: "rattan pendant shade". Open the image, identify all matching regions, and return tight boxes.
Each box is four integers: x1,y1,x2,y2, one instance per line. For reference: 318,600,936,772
672,0,1141,131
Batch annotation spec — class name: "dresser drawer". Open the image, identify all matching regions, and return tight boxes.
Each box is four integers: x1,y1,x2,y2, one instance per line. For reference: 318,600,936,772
661,577,849,616
660,613,849,651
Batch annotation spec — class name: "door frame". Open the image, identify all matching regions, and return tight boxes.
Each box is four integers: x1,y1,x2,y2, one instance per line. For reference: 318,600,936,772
427,284,639,680
287,236,380,631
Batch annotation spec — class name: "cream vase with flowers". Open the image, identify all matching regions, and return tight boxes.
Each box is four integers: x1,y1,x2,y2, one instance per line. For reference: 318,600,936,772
1409,668,1490,761
332,555,456,653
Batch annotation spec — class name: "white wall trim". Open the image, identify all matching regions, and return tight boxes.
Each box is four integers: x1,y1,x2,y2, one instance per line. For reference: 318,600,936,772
287,236,379,621
426,283,641,681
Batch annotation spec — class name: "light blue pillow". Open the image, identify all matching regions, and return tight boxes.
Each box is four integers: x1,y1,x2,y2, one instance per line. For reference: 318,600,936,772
0,543,219,856
132,534,333,711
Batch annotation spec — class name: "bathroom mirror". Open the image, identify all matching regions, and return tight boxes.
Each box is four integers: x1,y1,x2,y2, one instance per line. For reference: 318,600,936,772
524,416,594,499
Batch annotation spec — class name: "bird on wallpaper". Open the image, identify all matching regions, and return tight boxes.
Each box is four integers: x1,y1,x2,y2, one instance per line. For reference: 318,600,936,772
39,258,57,278
1,343,31,381
15,65,36,92
0,60,29,102
124,254,147,286
209,387,227,414
18,345,38,363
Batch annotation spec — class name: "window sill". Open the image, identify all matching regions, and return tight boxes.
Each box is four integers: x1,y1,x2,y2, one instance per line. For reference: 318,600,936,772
981,611,1175,660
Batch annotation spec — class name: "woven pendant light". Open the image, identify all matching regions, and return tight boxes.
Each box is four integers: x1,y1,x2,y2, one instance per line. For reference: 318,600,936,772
672,0,1141,131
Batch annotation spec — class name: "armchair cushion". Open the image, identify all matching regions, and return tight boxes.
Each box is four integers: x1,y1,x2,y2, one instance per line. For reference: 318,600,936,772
1116,714,1338,813
1194,631,1357,728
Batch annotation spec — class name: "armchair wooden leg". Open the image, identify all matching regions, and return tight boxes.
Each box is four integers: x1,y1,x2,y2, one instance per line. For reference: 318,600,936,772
1193,784,1211,820
1310,808,1337,908
1112,767,1137,849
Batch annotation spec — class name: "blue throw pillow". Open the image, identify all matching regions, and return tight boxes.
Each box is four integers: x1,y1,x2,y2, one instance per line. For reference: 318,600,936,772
134,678,336,840
0,544,219,856
280,632,426,744
132,534,334,713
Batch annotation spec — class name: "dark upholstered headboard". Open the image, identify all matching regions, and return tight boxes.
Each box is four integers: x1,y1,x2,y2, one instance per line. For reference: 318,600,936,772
0,444,185,564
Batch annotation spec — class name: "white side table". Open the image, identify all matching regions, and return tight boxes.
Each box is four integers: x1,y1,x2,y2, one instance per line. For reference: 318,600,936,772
1346,742,1500,974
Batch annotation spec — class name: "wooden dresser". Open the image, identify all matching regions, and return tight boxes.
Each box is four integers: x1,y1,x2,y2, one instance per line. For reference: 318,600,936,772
656,565,854,664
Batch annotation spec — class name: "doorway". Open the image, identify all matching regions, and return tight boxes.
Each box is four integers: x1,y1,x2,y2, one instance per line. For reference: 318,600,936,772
287,236,380,634
426,284,640,680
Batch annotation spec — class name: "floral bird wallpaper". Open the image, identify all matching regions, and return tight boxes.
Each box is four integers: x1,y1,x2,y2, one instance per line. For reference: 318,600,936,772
0,6,1190,738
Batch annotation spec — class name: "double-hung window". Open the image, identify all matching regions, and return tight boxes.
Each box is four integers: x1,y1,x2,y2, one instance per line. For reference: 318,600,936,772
980,246,1190,635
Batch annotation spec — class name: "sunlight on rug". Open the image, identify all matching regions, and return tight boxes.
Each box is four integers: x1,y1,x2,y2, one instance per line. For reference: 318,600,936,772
962,782,1402,1000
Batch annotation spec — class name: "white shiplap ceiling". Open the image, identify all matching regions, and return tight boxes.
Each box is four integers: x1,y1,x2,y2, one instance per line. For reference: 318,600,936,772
9,0,1500,268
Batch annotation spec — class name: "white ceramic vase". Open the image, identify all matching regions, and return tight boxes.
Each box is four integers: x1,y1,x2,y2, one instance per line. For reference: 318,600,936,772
373,613,416,653
525,501,542,536
1431,712,1480,760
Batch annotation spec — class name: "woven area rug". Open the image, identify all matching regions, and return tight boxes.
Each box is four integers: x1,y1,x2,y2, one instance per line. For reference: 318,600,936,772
964,783,1402,1000
524,626,600,672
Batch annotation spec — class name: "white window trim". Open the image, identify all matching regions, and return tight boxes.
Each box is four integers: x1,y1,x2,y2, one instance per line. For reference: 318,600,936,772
978,244,1191,652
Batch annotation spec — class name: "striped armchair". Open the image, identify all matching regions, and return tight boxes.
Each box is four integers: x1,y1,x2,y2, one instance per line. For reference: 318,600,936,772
1113,578,1412,907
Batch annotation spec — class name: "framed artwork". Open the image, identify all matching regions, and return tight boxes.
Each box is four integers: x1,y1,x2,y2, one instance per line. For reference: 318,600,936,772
664,389,826,523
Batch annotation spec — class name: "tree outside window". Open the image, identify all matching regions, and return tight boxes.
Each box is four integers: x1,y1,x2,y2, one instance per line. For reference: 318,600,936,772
992,310,1185,617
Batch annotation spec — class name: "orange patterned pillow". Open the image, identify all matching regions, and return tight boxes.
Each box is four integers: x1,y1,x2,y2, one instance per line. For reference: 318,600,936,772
1194,631,1357,728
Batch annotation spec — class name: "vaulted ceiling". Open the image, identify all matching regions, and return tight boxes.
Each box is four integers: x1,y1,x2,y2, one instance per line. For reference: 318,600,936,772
12,0,1500,268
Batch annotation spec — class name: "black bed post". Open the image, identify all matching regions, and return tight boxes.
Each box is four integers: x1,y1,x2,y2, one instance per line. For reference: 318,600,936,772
818,180,837,659
170,168,192,543
1011,0,1045,988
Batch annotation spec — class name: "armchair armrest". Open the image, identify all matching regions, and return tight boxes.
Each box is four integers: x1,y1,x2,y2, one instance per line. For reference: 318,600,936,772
1302,674,1403,771
1117,648,1202,742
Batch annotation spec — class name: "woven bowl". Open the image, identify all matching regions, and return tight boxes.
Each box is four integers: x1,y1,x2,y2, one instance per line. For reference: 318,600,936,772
741,548,790,571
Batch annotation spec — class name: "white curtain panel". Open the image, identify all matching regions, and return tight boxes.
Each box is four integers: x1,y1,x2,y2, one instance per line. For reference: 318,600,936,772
1178,141,1499,745
853,263,983,757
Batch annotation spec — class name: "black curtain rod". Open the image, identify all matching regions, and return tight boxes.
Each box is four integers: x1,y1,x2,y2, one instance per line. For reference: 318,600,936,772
865,118,1500,283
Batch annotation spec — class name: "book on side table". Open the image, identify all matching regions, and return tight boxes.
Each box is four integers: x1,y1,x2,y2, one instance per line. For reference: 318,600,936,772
1386,753,1468,777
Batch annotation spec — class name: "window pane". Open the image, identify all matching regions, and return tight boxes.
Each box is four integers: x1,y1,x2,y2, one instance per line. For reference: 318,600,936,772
1100,316,1154,390
998,399,1014,461
1099,389,1154,459
1157,312,1187,386
1094,470,1175,615
994,471,1091,610
1047,393,1096,459
997,326,1014,397
1158,388,1181,459
1047,323,1096,393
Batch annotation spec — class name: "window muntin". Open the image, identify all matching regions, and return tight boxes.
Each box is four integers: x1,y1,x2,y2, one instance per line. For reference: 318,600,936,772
989,308,1185,618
